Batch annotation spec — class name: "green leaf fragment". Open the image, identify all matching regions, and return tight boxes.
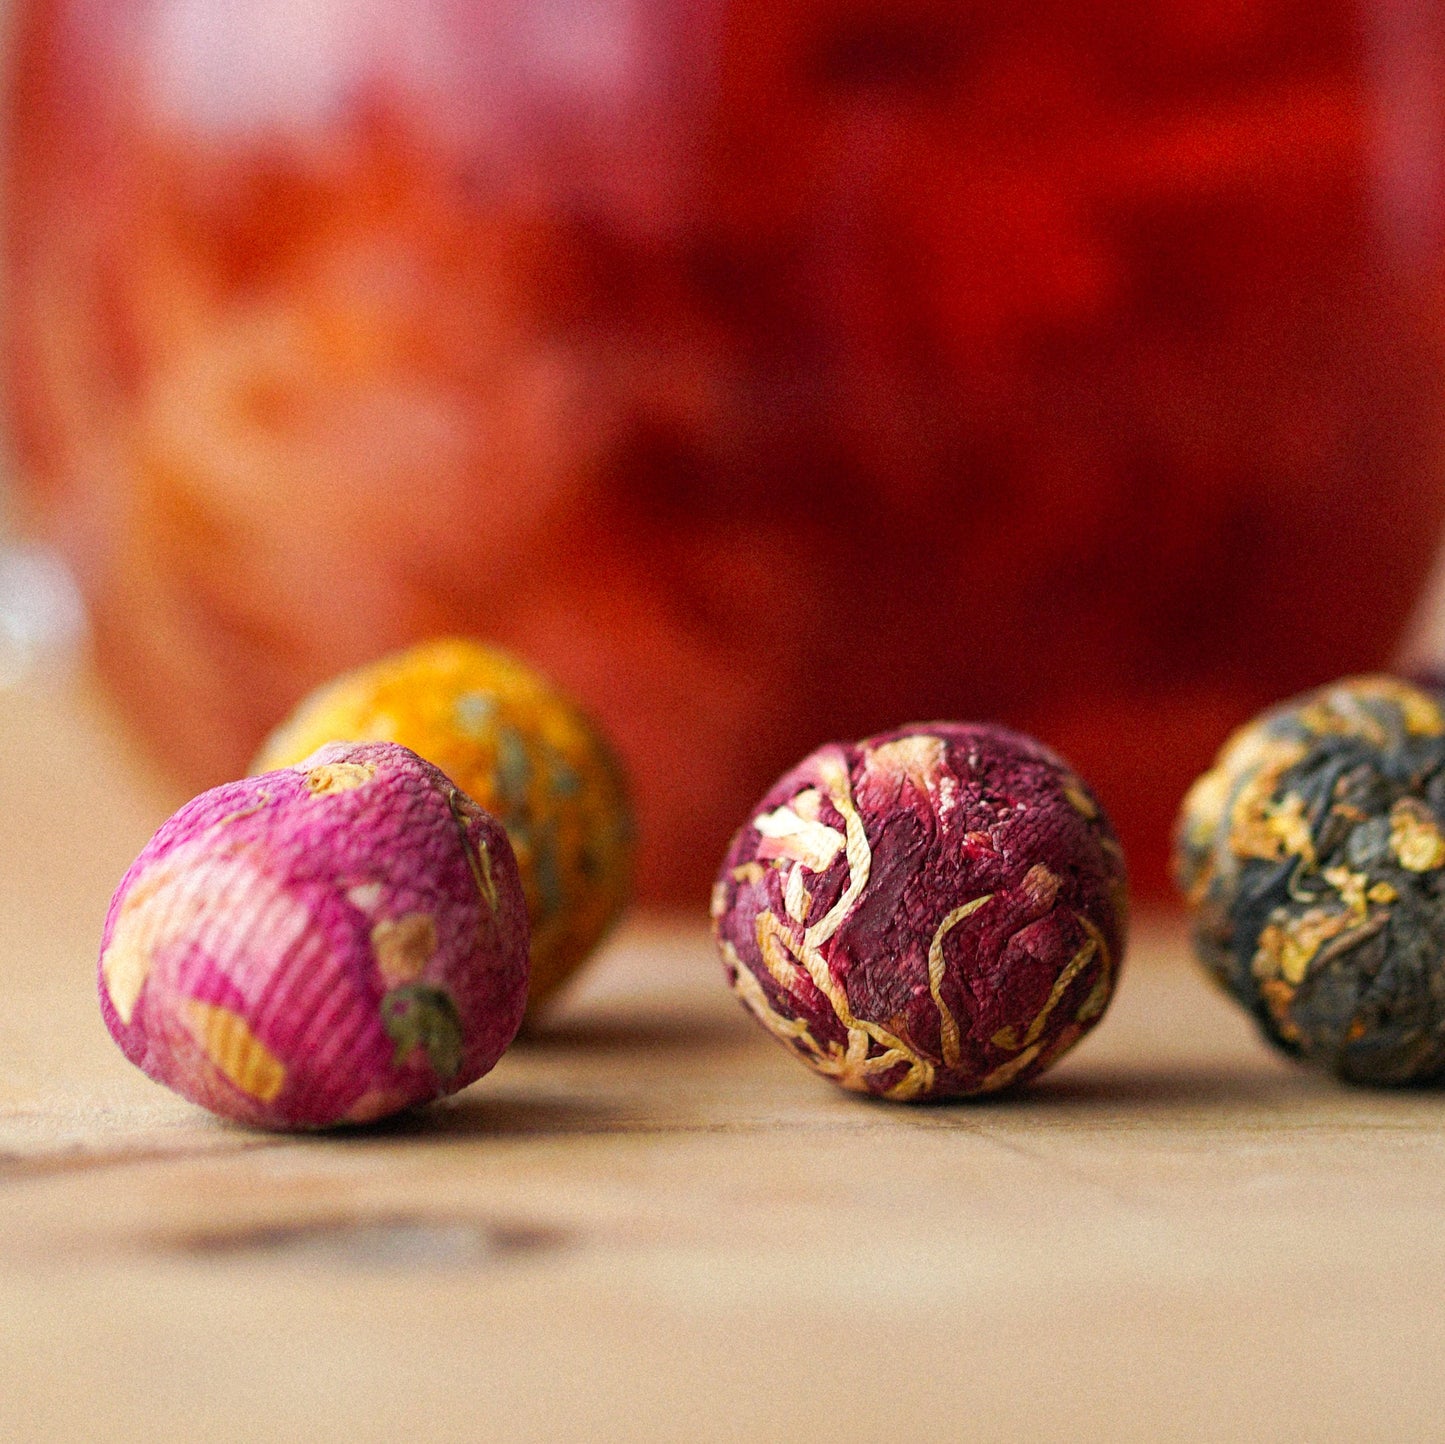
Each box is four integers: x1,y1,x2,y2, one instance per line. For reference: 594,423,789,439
533,830,563,918
453,690,498,739
382,984,465,1081
496,727,532,807
544,744,582,799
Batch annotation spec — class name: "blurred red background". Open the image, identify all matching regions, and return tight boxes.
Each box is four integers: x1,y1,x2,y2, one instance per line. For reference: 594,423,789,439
7,0,1445,902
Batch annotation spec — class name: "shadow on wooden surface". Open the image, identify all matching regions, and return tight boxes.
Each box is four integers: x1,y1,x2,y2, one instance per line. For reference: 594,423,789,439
1017,1062,1308,1110
336,1091,643,1141
1023,1060,1445,1109
820,1060,1304,1120
156,1213,576,1269
512,1009,750,1056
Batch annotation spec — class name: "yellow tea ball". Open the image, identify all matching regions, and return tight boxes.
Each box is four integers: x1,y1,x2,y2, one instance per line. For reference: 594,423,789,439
255,639,633,1017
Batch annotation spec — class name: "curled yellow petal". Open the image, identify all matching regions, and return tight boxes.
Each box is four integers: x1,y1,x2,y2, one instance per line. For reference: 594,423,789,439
182,1000,286,1103
305,761,377,796
371,913,437,986
753,804,845,872
1390,799,1445,873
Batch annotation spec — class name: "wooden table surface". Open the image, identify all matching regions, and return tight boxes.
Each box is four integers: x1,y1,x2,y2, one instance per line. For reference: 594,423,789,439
1,667,1443,1442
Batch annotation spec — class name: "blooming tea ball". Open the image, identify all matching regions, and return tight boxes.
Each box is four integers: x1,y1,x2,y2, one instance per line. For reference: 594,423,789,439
712,724,1127,1100
100,741,530,1128
1176,675,1445,1086
255,639,633,1016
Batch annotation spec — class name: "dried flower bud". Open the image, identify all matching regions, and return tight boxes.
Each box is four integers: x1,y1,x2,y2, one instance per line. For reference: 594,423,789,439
254,639,632,1018
100,741,529,1128
1175,675,1445,1085
712,724,1127,1101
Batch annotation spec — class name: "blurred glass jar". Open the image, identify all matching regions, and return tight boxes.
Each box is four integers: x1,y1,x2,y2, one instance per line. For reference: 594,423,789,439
7,0,1445,900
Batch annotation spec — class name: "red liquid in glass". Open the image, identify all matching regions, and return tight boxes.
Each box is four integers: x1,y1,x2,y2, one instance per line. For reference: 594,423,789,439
8,0,1445,898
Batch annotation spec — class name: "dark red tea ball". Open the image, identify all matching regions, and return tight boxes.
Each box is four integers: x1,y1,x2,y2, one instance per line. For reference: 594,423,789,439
711,723,1128,1100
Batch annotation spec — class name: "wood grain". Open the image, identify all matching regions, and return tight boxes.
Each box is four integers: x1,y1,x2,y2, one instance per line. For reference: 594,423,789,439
0,668,1442,1442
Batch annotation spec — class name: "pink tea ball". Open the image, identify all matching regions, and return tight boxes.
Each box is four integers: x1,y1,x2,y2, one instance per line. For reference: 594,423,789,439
712,724,1128,1101
99,741,529,1128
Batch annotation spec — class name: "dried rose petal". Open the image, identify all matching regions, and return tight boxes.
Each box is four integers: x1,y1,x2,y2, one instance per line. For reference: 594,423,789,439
99,741,528,1128
712,723,1127,1100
